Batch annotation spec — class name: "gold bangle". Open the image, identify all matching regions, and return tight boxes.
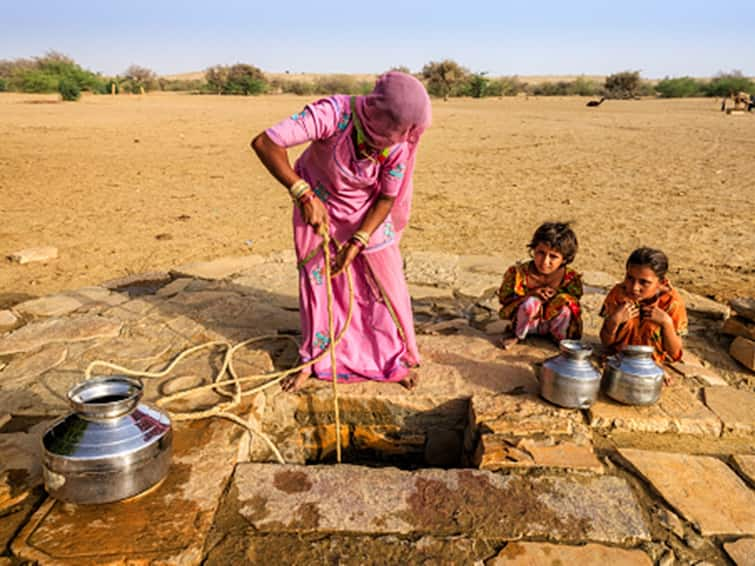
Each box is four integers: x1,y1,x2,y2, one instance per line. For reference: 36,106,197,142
288,179,310,200
352,230,370,246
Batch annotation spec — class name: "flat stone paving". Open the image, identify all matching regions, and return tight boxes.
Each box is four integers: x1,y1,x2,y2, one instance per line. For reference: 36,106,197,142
620,448,755,536
0,252,752,564
231,463,650,544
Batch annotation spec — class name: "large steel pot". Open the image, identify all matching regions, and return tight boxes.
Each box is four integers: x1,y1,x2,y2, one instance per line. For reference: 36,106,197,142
539,340,601,409
603,345,664,405
42,375,172,504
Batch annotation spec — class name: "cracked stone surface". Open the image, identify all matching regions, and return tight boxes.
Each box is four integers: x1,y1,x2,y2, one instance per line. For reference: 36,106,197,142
0,251,748,564
11,418,242,565
0,316,122,356
620,449,755,536
724,538,755,566
589,387,722,436
230,464,650,544
171,254,266,280
704,387,755,435
488,542,652,565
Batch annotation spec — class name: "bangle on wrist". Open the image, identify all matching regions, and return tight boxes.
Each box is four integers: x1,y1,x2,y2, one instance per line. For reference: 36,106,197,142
289,179,310,200
349,237,366,251
352,230,370,247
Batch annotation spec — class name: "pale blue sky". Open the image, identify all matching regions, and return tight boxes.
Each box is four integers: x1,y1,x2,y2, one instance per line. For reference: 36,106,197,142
1,0,753,78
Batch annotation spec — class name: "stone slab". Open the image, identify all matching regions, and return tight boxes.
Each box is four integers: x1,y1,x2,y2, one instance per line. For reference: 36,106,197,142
730,298,755,323
668,361,727,386
620,449,755,536
155,277,193,297
485,319,512,335
12,418,242,565
725,538,755,566
589,387,722,436
677,289,730,320
408,284,454,300
0,310,19,332
0,316,122,356
14,295,84,318
102,271,171,290
477,435,603,473
7,247,58,264
732,455,755,487
730,336,755,371
704,387,755,434
172,254,266,280
231,261,300,310
0,343,67,388
205,533,495,565
232,463,649,544
404,251,459,287
722,317,755,341
64,286,128,307
456,270,501,299
489,542,652,565
0,427,46,510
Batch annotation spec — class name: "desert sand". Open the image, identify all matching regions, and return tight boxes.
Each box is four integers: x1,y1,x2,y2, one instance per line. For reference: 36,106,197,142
1,92,753,305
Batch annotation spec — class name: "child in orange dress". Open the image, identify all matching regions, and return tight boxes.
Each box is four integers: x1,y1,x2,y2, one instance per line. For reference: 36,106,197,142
497,222,583,348
600,247,687,363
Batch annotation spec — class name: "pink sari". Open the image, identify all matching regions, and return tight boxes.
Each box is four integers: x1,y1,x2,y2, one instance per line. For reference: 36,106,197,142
265,74,431,382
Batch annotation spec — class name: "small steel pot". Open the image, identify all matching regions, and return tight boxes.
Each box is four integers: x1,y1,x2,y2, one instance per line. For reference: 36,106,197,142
42,375,172,504
539,340,601,409
603,345,664,405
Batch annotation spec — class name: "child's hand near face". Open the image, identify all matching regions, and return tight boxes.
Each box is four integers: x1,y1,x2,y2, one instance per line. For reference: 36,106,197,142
642,304,672,326
610,301,639,325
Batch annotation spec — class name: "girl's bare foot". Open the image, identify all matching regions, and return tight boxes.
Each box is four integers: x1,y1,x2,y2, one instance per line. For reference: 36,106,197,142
399,372,419,390
499,335,519,349
281,370,311,392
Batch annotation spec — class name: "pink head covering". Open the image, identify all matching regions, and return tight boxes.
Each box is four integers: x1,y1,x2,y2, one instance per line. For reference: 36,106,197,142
355,72,431,234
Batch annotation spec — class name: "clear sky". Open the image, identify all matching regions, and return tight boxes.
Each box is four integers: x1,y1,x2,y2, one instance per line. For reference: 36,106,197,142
1,0,753,78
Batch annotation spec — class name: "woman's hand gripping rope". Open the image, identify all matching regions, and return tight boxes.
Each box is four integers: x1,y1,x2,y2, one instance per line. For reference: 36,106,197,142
82,220,354,465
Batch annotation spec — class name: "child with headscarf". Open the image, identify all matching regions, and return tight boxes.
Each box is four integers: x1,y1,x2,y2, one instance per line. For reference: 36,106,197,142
252,72,431,391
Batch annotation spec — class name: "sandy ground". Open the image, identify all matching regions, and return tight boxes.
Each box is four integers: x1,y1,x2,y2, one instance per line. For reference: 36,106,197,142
1,92,753,305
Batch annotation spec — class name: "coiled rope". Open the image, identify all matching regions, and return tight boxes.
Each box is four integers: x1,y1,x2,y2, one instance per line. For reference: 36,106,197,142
85,225,349,464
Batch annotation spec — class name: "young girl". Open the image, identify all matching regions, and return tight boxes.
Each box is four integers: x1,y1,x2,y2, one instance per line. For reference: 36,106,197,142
600,247,687,363
497,222,583,348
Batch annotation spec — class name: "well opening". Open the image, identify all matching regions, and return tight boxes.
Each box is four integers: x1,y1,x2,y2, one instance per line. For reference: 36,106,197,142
268,394,479,470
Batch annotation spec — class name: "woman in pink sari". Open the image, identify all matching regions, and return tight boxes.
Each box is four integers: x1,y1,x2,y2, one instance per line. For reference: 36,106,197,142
251,72,431,391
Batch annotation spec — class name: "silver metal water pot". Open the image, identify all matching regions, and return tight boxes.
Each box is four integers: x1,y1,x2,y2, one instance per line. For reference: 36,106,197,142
603,345,664,405
42,375,172,504
539,340,601,409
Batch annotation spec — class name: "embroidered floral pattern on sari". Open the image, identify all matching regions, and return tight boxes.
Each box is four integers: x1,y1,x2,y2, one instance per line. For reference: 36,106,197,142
310,266,323,286
314,331,330,350
290,109,308,121
388,163,406,178
313,181,329,202
383,220,395,240
337,111,350,131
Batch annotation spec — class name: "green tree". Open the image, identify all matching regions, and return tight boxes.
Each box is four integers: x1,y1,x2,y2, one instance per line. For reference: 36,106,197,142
421,60,468,100
655,76,704,98
704,71,754,97
58,77,81,101
604,71,644,99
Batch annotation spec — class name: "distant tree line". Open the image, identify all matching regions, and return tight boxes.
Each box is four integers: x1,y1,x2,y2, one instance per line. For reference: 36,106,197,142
1,52,752,102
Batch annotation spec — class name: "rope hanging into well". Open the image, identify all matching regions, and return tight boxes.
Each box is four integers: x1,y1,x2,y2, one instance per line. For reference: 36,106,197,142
85,224,348,464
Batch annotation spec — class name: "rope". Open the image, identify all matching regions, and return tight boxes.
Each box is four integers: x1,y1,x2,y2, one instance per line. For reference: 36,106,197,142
84,224,350,465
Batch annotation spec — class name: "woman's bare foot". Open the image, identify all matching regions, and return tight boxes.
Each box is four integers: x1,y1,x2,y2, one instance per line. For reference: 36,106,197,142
399,372,419,390
281,370,311,392
499,335,519,349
